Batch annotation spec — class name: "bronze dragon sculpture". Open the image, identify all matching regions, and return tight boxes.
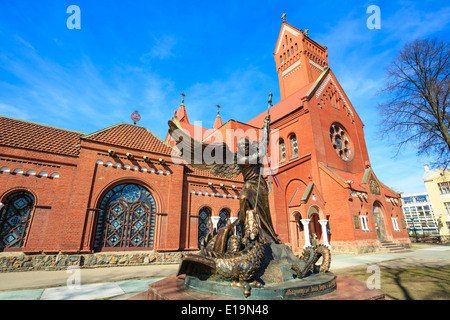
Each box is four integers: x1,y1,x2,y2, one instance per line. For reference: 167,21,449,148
178,210,267,298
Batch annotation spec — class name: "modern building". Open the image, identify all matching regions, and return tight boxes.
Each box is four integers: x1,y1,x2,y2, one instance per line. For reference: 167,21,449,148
423,165,450,239
400,193,439,237
0,18,411,256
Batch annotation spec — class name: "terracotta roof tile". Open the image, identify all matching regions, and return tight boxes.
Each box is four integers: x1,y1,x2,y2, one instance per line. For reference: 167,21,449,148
247,81,315,128
0,116,84,157
82,123,173,155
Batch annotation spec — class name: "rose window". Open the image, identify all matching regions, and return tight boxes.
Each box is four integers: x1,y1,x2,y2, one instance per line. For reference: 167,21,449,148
330,124,353,161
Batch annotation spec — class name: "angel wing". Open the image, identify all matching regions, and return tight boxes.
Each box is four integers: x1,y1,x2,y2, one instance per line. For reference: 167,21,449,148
168,117,241,178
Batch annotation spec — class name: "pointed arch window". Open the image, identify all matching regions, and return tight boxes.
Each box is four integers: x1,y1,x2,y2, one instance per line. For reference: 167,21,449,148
0,191,35,249
280,139,286,162
217,208,230,231
198,207,212,244
94,183,156,250
290,135,298,159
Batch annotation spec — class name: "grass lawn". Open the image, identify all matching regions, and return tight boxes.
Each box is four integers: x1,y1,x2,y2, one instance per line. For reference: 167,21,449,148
333,262,450,300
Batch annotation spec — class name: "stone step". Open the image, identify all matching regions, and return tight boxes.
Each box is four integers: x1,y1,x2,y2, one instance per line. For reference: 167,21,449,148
379,241,412,253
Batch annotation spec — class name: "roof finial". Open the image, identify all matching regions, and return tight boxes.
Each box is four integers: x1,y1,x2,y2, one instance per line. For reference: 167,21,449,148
216,104,221,116
131,110,141,125
180,92,186,105
281,13,286,23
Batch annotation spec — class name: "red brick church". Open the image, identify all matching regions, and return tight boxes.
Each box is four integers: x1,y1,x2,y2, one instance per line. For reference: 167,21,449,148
0,19,410,256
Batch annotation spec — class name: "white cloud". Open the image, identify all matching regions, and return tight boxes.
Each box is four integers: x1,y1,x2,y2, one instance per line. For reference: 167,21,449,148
140,34,177,62
0,103,31,120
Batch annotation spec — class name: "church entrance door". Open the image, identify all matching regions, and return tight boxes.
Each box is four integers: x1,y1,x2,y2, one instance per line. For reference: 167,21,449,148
373,202,387,241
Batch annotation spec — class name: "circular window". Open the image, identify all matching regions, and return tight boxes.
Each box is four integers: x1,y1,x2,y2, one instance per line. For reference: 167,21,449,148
330,123,353,161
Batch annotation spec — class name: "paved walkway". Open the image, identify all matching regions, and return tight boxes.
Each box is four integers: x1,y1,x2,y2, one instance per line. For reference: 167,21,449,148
0,244,448,300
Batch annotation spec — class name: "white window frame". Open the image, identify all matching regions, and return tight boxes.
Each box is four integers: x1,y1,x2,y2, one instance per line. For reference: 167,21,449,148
359,215,370,231
392,217,400,231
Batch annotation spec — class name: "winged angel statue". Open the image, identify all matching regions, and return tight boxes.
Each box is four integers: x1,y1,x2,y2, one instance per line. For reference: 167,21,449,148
168,112,281,296
168,114,280,245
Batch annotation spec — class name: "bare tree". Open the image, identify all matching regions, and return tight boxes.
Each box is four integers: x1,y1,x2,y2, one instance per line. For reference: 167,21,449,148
378,38,450,168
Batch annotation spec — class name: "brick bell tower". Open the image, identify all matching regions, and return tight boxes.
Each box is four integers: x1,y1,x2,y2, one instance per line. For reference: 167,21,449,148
274,14,329,100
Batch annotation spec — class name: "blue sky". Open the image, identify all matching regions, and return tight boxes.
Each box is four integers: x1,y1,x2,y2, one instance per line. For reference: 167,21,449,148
0,0,449,194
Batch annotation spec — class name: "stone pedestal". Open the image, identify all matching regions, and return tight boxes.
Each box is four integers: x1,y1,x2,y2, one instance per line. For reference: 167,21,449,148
129,274,385,300
129,243,385,301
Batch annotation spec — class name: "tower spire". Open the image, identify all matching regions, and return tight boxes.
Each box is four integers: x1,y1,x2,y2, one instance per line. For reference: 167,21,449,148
213,104,223,129
176,92,189,123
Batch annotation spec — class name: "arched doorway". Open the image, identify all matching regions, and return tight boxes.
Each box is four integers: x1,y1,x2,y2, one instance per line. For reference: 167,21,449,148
290,211,304,253
373,202,387,241
93,183,156,251
198,207,212,244
0,191,35,249
308,206,322,244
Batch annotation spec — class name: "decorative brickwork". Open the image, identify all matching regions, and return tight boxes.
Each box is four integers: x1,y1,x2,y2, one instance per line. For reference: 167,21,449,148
0,19,410,265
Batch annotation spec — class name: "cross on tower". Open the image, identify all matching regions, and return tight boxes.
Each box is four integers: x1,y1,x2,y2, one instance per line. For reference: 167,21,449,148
216,104,221,115
180,92,186,104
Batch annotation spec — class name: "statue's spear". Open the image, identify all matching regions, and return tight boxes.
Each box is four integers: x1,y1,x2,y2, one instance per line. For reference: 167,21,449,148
255,92,273,214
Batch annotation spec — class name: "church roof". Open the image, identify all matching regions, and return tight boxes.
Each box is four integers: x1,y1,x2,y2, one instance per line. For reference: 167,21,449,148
320,163,400,198
213,114,223,129
82,123,173,155
247,80,315,127
0,115,84,157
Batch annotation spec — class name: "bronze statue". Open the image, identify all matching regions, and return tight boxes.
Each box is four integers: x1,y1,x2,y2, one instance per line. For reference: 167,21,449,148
167,100,333,299
168,113,280,248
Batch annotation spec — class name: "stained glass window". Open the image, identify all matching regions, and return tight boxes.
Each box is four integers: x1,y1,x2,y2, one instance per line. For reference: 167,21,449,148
94,183,156,250
280,139,286,162
290,135,298,159
198,207,211,244
330,123,353,161
0,192,35,249
217,209,230,231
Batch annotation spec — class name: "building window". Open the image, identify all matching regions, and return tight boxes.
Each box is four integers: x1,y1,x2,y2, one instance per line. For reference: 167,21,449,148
402,197,413,204
359,215,370,231
392,217,401,231
445,202,450,215
438,182,450,195
0,191,35,249
217,209,230,231
198,207,212,244
280,139,286,162
414,195,428,203
329,123,353,161
94,183,156,250
290,135,298,159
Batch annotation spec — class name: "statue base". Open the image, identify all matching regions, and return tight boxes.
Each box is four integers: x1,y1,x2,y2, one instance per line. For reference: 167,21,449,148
183,243,337,299
185,272,336,299
129,243,384,300
129,274,385,300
